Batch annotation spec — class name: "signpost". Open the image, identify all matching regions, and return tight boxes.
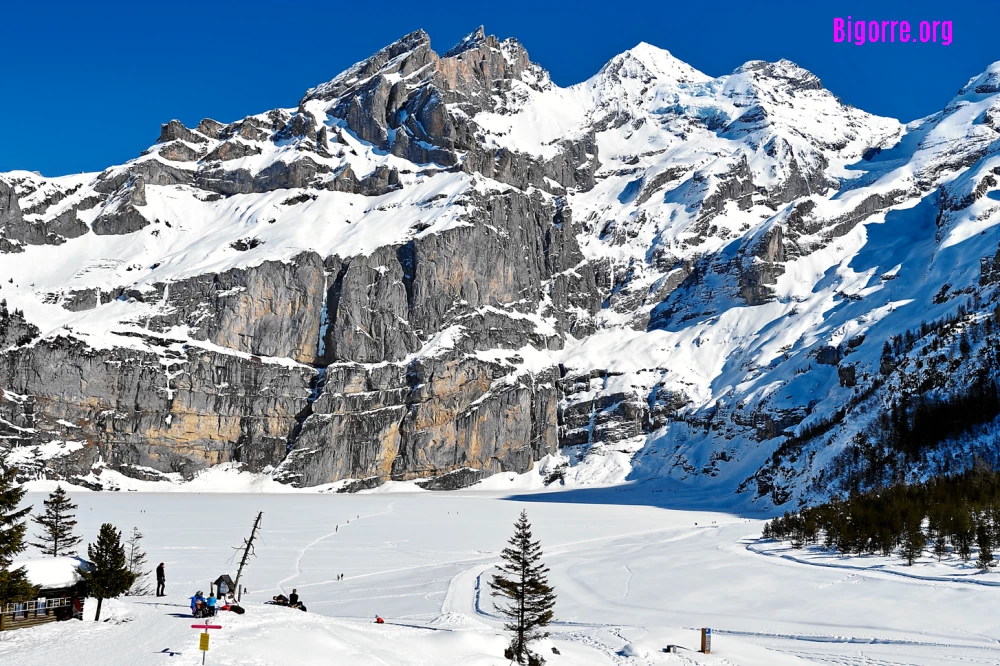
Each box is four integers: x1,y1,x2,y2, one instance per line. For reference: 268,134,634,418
701,627,712,654
192,623,223,664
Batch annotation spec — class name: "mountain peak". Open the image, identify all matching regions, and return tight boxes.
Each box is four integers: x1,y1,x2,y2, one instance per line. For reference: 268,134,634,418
302,29,433,103
600,42,710,85
958,60,1000,96
733,59,822,91
443,26,488,58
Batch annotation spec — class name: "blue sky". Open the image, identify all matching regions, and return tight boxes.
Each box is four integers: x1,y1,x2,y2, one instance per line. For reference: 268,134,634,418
2,0,997,176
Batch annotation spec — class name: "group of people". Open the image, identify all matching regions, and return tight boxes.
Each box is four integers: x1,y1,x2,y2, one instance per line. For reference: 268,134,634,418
189,576,243,617
190,587,245,617
270,588,307,612
189,591,219,618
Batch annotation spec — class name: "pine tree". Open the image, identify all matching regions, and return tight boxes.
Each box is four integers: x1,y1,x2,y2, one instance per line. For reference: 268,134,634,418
79,524,136,621
976,521,995,571
30,486,81,557
954,511,975,562
933,529,948,561
124,527,150,596
490,511,556,666
900,518,926,566
0,467,38,608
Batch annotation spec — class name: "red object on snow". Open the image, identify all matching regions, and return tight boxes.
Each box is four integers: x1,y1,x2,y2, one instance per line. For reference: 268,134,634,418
375,616,384,624
191,624,223,630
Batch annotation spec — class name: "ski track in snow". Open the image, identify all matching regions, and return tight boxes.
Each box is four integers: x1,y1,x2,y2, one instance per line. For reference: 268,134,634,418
10,492,1000,665
742,538,1000,589
277,500,399,593
439,525,717,660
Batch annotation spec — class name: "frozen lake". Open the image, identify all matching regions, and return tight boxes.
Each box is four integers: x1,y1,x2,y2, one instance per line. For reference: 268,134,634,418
4,487,1000,665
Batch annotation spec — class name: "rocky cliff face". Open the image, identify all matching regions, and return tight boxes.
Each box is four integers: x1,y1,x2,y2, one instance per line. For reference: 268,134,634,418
4,30,1000,504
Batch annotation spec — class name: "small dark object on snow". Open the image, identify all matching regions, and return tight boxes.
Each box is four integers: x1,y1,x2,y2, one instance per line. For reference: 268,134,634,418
552,646,561,655
230,237,264,252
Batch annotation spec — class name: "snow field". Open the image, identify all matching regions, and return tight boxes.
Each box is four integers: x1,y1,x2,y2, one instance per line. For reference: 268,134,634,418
2,489,999,665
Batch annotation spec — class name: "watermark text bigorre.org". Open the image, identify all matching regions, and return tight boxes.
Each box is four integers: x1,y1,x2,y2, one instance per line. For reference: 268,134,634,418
834,17,952,45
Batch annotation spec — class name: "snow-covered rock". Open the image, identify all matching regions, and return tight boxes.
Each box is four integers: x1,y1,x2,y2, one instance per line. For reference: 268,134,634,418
3,27,1000,507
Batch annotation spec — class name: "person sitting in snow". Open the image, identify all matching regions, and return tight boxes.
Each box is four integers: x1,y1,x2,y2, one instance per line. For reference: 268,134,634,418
289,589,299,607
272,594,288,606
207,593,217,616
190,591,206,617
375,615,384,624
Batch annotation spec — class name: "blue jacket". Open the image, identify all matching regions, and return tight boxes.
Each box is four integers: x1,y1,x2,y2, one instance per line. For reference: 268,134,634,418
190,595,205,612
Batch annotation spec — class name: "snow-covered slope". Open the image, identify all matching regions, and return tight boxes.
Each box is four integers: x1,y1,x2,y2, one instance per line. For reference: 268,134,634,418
3,27,1000,508
7,490,1000,666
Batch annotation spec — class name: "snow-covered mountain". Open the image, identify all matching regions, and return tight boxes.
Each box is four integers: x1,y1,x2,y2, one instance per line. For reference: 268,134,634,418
3,27,1000,506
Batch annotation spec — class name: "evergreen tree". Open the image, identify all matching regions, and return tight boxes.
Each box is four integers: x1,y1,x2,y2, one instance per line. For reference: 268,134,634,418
124,527,150,596
490,511,557,665
79,524,135,621
0,467,38,608
30,485,81,557
900,517,926,566
932,528,949,561
977,520,995,571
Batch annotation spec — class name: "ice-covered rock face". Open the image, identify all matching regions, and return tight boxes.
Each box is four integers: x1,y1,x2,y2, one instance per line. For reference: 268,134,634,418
3,31,1000,506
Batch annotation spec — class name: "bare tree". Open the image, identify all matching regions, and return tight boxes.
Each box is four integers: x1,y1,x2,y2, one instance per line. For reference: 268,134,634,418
124,527,151,595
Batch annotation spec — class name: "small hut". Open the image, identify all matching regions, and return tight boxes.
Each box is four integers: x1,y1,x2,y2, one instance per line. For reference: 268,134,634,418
213,574,236,599
0,557,89,631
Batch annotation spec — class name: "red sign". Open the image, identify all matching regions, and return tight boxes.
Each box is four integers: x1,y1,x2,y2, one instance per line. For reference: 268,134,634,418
192,624,223,630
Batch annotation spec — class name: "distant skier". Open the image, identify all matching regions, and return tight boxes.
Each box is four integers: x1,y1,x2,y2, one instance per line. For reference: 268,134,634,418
156,563,166,597
375,615,384,624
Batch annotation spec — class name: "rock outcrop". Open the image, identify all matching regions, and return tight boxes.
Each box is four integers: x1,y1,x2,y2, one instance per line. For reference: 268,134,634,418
6,28,1000,508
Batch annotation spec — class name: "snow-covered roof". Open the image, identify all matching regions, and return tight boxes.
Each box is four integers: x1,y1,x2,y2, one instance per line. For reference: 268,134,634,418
10,556,90,589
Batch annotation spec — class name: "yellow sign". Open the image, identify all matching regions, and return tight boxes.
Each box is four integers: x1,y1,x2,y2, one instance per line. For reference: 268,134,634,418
199,633,210,651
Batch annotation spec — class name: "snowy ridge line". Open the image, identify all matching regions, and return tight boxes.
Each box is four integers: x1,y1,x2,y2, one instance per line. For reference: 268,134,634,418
743,539,1000,588
8,27,1000,507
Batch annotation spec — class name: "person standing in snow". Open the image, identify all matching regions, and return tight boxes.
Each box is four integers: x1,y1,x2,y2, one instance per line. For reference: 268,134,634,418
207,593,217,616
156,563,166,597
